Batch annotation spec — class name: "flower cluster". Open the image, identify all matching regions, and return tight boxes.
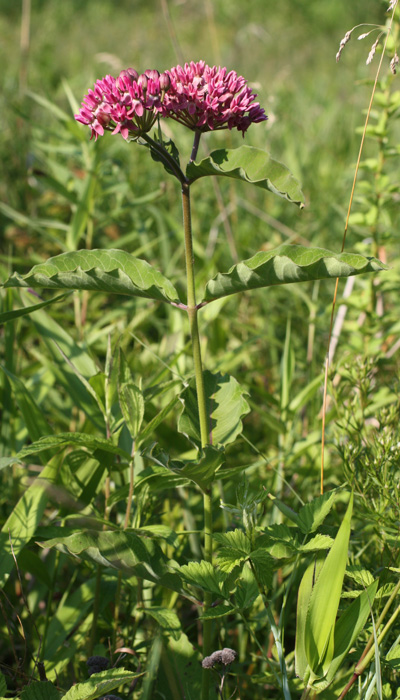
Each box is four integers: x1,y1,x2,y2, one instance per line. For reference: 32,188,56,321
75,62,267,140
75,68,170,141
165,61,267,134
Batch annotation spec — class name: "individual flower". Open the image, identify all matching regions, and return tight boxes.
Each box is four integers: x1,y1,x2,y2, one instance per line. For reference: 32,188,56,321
75,68,171,141
164,61,267,134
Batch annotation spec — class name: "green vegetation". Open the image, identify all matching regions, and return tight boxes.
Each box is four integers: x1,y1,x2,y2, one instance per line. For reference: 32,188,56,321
0,1,399,699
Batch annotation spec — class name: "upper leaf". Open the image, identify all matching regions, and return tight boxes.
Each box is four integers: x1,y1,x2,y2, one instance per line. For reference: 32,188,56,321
187,146,305,206
202,245,386,302
3,249,181,305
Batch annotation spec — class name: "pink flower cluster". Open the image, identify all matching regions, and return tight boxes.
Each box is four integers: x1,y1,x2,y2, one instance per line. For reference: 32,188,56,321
75,62,267,141
165,61,267,134
75,68,170,141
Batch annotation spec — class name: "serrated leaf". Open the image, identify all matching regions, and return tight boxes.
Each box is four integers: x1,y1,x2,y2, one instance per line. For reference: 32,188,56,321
345,566,375,587
60,669,142,700
3,249,181,304
178,560,228,597
187,145,304,206
214,529,251,572
214,529,251,553
299,534,334,552
144,606,182,640
203,245,386,303
249,549,274,589
178,370,250,447
297,489,340,534
256,523,298,558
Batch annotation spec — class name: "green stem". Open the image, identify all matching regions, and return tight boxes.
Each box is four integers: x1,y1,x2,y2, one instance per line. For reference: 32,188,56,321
181,173,212,700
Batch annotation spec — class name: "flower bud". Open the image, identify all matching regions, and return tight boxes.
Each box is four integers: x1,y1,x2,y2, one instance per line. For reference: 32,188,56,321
144,69,160,81
137,73,148,92
126,67,139,81
96,111,111,128
159,72,171,91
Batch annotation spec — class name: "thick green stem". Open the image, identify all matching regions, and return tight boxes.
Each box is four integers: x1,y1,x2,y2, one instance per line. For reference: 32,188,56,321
181,178,213,700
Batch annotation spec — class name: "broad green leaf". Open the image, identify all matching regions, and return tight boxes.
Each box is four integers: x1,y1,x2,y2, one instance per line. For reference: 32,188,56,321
187,145,305,206
305,492,353,679
312,580,379,691
3,249,181,304
297,490,340,534
0,292,69,325
145,606,182,640
61,669,142,700
20,682,60,700
178,370,250,447
295,558,325,681
202,245,386,303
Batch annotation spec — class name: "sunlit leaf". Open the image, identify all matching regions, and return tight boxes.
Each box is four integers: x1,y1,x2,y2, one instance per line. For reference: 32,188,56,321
3,249,181,304
60,669,142,700
203,245,386,302
187,145,305,206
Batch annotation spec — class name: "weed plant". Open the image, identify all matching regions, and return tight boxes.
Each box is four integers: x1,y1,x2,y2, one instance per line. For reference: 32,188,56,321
0,2,400,700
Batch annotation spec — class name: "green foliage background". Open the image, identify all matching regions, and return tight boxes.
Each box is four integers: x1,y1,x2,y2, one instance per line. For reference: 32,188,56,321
0,1,400,699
